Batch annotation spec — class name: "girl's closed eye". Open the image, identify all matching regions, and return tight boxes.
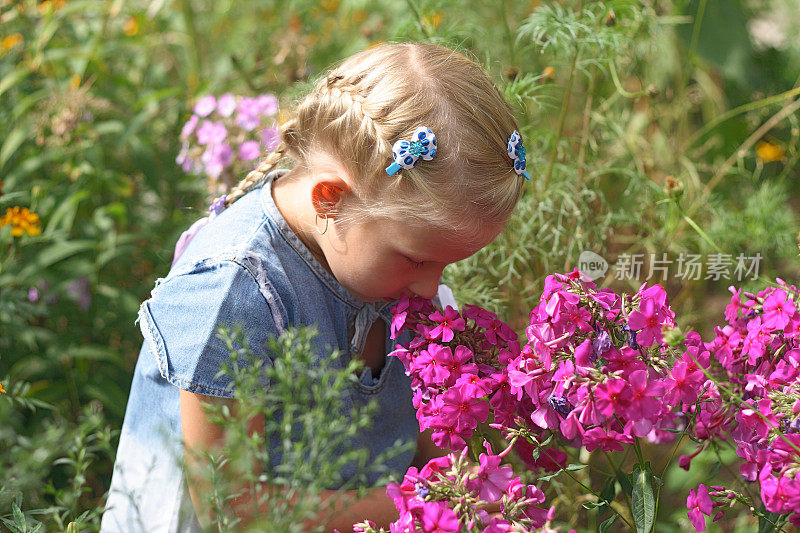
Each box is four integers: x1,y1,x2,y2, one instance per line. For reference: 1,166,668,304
405,256,424,269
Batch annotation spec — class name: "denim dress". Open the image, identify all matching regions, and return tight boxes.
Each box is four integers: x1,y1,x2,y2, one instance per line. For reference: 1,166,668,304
99,170,456,532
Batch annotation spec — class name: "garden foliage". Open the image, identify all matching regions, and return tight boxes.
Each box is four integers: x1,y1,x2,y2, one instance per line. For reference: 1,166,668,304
1,0,799,530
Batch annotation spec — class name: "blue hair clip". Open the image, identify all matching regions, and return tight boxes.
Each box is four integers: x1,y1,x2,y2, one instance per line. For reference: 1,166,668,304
507,130,531,180
386,126,437,176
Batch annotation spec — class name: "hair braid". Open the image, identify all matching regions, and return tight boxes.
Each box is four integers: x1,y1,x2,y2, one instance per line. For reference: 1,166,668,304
224,119,297,207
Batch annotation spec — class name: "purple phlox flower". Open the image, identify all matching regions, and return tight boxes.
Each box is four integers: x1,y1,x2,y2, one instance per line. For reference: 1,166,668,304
427,305,466,343
180,114,199,140
414,482,429,499
547,394,573,418
65,276,91,311
209,195,227,215
238,140,261,161
216,93,236,117
261,126,280,151
201,143,234,179
235,96,263,131
256,93,279,116
621,324,640,350
196,120,228,146
28,286,39,302
592,328,613,357
193,95,216,117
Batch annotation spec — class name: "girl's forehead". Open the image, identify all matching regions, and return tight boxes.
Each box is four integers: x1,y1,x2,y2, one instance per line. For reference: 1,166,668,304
385,218,502,262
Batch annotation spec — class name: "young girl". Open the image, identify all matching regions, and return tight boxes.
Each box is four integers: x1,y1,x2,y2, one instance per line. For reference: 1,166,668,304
101,41,529,532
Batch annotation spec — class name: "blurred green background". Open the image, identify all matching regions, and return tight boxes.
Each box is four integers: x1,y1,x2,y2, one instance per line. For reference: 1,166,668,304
1,0,798,530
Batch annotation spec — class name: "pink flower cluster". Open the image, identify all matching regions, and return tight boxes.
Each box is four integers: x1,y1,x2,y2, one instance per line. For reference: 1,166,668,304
358,271,800,531
506,270,683,453
349,446,559,533
388,297,522,452
176,93,279,185
679,281,800,529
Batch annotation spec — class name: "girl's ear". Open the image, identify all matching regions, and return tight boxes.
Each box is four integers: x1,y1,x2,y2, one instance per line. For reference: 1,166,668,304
311,177,350,216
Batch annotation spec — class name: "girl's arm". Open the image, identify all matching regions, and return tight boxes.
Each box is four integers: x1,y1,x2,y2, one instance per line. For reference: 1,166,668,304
179,390,400,532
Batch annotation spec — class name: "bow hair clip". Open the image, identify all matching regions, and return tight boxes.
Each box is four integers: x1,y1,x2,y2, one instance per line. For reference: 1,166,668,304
385,126,437,175
507,130,531,180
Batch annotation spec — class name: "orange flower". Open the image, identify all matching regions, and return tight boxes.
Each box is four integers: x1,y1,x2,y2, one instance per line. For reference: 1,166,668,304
321,0,339,12
0,206,42,237
541,66,556,81
756,140,784,163
423,11,443,30
0,381,5,394
1,33,23,53
123,16,139,36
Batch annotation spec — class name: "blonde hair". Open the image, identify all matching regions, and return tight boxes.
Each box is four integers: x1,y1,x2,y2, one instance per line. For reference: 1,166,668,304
226,42,525,237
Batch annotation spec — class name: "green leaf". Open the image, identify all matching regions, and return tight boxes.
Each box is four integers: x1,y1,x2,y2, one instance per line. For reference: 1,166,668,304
0,127,27,172
599,514,618,533
12,502,26,532
631,464,655,533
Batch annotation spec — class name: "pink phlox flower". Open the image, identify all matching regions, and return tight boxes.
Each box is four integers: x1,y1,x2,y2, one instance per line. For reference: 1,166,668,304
469,451,515,502
561,304,593,336
439,385,489,431
386,467,421,515
725,286,748,323
663,362,704,407
573,338,595,374
462,303,497,322
438,345,476,385
582,427,632,452
419,454,453,481
760,473,800,515
603,346,647,377
743,316,770,365
193,94,216,117
482,318,518,346
763,288,796,331
735,398,779,442
686,483,712,531
560,410,584,440
628,298,666,347
453,372,495,399
430,425,468,451
426,306,466,343
389,345,413,374
594,377,632,418
390,295,411,338
544,290,580,323
419,501,460,533
415,344,451,386
483,518,514,533
626,369,664,420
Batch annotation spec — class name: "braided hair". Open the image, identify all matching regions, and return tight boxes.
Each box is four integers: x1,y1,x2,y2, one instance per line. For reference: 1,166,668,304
226,42,524,238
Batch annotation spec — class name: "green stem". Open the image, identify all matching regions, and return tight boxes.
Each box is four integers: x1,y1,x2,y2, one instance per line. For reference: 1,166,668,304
403,0,432,39
179,0,203,84
688,0,707,64
609,61,648,99
562,467,634,530
541,0,584,191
